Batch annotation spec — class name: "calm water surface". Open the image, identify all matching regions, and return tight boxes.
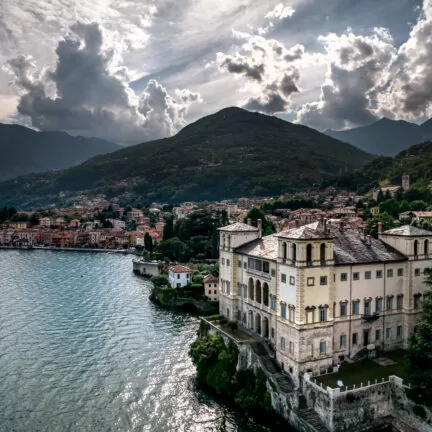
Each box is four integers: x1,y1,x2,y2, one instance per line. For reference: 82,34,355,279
0,250,287,432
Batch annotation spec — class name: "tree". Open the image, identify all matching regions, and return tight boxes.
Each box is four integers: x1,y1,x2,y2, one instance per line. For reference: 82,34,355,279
244,207,275,235
379,199,400,218
163,216,174,240
407,270,432,406
157,237,189,261
151,274,169,287
365,212,395,237
144,232,154,254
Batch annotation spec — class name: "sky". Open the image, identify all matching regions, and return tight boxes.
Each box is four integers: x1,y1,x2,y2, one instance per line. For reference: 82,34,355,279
0,0,430,144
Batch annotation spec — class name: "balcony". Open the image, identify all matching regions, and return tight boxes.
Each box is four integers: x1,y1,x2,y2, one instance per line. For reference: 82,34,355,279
362,312,379,322
246,268,272,280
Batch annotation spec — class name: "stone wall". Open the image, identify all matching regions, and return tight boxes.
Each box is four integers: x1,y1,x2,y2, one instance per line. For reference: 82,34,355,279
303,374,432,432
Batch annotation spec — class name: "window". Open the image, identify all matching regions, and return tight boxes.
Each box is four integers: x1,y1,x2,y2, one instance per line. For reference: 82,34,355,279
281,337,286,350
352,333,358,345
289,341,294,353
306,244,312,267
414,294,421,310
397,294,403,310
386,296,393,311
319,341,326,354
177,274,180,279
226,281,230,295
340,273,347,281
281,303,287,319
226,259,230,266
320,276,328,285
386,327,391,340
387,269,393,278
307,277,315,286
375,298,382,312
397,268,403,277
364,300,371,316
340,303,347,317
271,269,276,277
353,272,359,280
214,290,217,294
289,306,295,322
375,329,381,341
320,243,326,265
340,335,346,348
289,276,295,285
352,301,359,315
271,296,276,311
281,273,287,283
222,258,225,265
397,326,402,339
243,286,247,297
376,270,383,279
365,271,371,280
425,239,429,255
244,262,247,269
214,284,217,287
415,268,421,277
271,327,275,338
319,308,327,322
414,240,418,256
238,260,242,268
177,283,181,288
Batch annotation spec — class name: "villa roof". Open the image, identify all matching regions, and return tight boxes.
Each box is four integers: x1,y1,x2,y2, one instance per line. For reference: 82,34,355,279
276,222,332,240
333,232,406,265
204,274,219,283
235,235,279,260
169,265,192,273
218,222,259,232
381,225,432,237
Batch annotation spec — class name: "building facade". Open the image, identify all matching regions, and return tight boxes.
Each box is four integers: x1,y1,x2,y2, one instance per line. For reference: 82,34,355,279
204,275,219,301
168,265,192,288
218,221,431,386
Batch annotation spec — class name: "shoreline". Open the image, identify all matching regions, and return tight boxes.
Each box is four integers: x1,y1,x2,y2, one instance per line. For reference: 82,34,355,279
0,246,137,254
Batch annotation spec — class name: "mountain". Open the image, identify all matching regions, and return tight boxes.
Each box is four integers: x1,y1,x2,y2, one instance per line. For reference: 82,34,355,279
325,118,432,156
331,141,432,194
0,123,121,181
0,107,375,208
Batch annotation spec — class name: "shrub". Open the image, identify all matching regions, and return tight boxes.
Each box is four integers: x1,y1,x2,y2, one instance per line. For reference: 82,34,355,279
151,274,169,287
228,321,238,331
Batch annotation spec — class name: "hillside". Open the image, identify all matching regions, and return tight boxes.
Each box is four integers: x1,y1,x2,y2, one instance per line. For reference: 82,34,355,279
0,107,374,208
325,118,432,156
0,123,121,181
331,141,432,194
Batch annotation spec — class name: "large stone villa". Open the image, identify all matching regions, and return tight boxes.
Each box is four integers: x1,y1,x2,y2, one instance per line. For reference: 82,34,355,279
218,219,431,386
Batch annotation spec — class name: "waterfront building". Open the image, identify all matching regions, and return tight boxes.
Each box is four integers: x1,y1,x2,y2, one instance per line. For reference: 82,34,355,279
218,220,432,386
204,275,219,301
168,265,192,288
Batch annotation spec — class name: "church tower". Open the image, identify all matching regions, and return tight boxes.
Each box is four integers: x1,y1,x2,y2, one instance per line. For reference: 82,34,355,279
402,174,410,191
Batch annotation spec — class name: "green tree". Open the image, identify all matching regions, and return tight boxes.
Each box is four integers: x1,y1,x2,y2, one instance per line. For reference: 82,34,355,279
379,199,400,218
151,274,169,287
163,216,175,240
157,237,189,261
144,232,154,254
407,270,432,406
244,207,275,235
365,212,396,237
411,200,428,211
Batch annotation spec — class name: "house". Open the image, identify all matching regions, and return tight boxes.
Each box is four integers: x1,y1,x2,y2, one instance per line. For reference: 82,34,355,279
218,219,432,387
168,265,192,288
69,219,81,228
39,217,52,228
8,221,29,230
204,275,219,301
399,211,432,221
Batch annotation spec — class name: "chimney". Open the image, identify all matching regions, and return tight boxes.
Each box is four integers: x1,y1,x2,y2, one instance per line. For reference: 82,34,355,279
247,218,252,226
323,217,328,233
366,235,372,246
258,219,263,237
378,222,383,235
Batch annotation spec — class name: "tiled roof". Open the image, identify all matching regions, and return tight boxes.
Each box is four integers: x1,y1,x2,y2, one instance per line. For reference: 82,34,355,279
276,222,332,240
381,225,432,237
235,235,279,260
169,265,192,273
333,232,406,265
218,222,259,232
204,275,219,283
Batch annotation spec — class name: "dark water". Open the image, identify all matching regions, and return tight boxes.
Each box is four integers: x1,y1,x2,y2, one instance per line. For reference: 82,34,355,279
0,250,287,432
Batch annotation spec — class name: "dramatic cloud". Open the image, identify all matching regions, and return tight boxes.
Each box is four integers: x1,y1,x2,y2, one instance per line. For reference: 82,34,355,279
297,29,396,131
4,22,201,144
378,0,432,119
216,32,304,113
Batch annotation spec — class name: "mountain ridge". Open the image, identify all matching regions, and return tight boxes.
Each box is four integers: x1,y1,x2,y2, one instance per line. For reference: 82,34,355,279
0,123,122,181
325,117,432,156
0,107,374,208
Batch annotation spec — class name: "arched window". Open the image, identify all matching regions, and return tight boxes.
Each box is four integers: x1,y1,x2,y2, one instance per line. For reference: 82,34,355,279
255,280,262,304
425,239,429,255
263,283,269,307
320,243,326,265
248,278,254,300
292,243,297,263
306,244,312,267
282,242,287,260
414,240,418,256
227,235,231,249
222,234,226,248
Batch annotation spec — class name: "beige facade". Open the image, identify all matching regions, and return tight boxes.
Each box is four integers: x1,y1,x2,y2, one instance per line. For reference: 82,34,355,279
218,222,432,386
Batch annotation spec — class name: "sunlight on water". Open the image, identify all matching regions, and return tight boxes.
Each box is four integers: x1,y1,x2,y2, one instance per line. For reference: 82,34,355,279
0,250,284,432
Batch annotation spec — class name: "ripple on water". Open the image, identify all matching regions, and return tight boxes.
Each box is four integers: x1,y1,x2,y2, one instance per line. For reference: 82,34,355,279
0,250,290,432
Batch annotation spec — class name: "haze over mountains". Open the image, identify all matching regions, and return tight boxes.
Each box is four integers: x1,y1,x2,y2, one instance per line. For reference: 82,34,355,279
325,118,432,156
0,123,121,181
0,107,373,208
